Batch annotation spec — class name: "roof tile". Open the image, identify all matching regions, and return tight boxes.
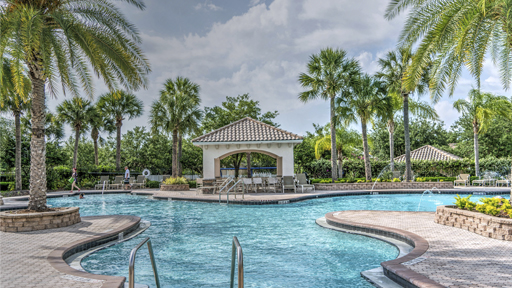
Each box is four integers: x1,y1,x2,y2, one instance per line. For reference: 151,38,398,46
394,145,462,162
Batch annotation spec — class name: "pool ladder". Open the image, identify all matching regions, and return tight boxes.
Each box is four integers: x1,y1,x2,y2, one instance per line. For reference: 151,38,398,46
230,236,244,288
128,237,160,288
219,179,245,204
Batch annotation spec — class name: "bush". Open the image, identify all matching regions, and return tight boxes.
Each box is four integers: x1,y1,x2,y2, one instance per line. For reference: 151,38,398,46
392,178,401,182
188,180,197,188
455,195,512,218
163,177,188,185
146,180,160,188
0,182,14,191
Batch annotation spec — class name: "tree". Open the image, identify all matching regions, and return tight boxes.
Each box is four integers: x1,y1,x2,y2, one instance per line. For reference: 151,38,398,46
98,91,144,171
57,97,96,169
453,90,512,176
338,74,391,180
298,47,361,182
200,94,279,178
90,105,115,166
1,60,31,191
150,77,202,177
386,0,512,97
376,47,429,181
314,125,360,178
0,0,150,211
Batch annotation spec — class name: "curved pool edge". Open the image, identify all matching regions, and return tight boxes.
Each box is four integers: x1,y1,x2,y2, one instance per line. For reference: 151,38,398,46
47,215,141,288
322,212,444,288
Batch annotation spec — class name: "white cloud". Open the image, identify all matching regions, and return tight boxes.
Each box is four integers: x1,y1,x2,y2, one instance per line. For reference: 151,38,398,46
195,1,222,11
434,100,460,129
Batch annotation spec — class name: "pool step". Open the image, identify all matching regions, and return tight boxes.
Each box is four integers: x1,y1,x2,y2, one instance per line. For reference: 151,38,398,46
124,283,148,288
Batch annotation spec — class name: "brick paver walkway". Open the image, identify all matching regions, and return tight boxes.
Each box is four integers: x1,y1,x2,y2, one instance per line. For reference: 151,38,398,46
0,215,137,288
331,211,512,288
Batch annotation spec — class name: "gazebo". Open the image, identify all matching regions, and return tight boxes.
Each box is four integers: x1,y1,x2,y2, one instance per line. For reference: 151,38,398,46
192,117,303,179
394,145,462,162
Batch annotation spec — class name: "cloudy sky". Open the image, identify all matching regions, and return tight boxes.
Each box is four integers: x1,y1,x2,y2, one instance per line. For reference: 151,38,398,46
45,0,509,137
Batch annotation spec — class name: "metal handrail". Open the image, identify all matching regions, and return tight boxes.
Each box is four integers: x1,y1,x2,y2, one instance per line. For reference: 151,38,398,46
230,236,244,288
129,237,160,288
226,179,244,204
219,178,234,194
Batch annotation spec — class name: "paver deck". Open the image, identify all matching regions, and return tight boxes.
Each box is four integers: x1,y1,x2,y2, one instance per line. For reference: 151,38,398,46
329,211,512,288
0,215,139,288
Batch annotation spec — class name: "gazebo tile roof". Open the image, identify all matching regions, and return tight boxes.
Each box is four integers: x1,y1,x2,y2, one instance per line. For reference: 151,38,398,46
394,145,462,162
192,117,303,143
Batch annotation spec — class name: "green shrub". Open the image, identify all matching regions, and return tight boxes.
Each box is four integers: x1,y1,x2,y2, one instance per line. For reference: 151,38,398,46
392,178,401,182
146,180,160,188
454,194,476,210
319,179,331,183
457,195,512,218
163,177,188,185
188,180,197,188
0,182,14,191
356,179,365,183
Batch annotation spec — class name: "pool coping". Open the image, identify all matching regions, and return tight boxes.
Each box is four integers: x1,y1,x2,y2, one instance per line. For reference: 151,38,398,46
324,211,444,288
47,215,141,288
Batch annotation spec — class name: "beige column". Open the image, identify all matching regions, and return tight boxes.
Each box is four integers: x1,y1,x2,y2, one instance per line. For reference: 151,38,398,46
214,158,221,179
277,157,283,177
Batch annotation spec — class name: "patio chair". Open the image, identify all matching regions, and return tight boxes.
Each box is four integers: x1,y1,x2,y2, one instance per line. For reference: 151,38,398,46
242,178,254,193
296,174,315,193
132,175,146,189
195,178,203,195
110,176,124,190
282,176,296,193
252,178,265,193
454,174,470,187
266,177,279,193
496,175,511,187
95,176,110,190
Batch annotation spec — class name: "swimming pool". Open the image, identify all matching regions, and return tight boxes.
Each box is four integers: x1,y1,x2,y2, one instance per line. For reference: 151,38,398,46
48,193,499,288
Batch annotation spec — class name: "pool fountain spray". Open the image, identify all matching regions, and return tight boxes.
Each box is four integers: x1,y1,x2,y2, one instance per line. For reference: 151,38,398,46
417,189,435,211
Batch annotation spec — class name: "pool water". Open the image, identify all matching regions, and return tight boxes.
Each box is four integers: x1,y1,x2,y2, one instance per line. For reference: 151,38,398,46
48,193,498,288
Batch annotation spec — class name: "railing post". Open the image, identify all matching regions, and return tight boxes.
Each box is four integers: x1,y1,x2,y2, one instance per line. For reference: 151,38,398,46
129,237,160,288
230,236,243,288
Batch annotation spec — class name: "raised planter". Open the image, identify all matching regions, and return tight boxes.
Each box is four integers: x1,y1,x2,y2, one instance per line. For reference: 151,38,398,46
160,184,190,191
314,181,454,191
0,207,81,232
435,205,512,241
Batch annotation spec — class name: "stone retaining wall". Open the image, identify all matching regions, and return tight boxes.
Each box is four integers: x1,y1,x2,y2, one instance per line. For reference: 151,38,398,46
435,205,512,241
160,184,190,191
314,181,453,190
0,207,81,232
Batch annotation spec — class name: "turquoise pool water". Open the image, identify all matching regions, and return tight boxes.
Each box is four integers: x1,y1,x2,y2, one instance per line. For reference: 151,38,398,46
48,193,499,288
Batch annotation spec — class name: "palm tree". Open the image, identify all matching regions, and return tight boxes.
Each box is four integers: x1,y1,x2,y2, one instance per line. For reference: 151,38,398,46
453,89,512,176
57,97,96,169
150,77,202,177
0,60,31,191
298,47,361,182
376,48,429,181
338,74,391,181
385,0,512,98
0,0,150,211
314,125,360,178
97,91,143,170
90,105,115,166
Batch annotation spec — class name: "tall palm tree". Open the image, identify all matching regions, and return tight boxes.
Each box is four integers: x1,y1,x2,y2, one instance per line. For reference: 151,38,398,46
0,60,31,191
97,91,143,170
150,77,202,177
298,47,361,182
385,0,512,98
338,74,391,180
453,89,512,176
0,0,150,211
90,105,115,166
314,125,360,178
57,97,96,169
376,48,429,181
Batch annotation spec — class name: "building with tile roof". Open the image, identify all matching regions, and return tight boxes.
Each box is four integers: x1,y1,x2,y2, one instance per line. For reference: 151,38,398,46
193,117,303,179
394,145,462,162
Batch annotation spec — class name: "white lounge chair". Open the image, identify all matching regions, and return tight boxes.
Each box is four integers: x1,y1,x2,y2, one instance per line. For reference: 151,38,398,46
296,174,315,193
282,176,296,193
454,174,470,187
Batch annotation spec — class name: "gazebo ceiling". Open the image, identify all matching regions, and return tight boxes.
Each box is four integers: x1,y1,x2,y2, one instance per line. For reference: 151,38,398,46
192,117,303,144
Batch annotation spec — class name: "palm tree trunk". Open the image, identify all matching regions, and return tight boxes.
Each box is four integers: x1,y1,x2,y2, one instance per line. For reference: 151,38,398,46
14,111,22,191
91,128,99,166
361,119,372,181
403,93,412,181
73,128,80,168
27,77,47,211
172,129,178,177
388,119,395,171
178,134,183,176
338,147,343,178
330,96,338,182
473,123,480,177
246,152,251,178
116,123,122,170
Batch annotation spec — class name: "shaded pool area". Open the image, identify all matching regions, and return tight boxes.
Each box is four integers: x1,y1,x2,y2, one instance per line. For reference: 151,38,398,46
48,193,497,288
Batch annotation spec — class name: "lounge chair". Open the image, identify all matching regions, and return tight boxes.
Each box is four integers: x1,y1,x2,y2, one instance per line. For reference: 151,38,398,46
95,176,110,190
282,176,296,193
266,177,279,193
296,174,315,193
242,178,254,193
252,178,265,192
454,174,470,187
110,176,124,190
132,175,146,189
195,178,203,195
496,175,511,187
